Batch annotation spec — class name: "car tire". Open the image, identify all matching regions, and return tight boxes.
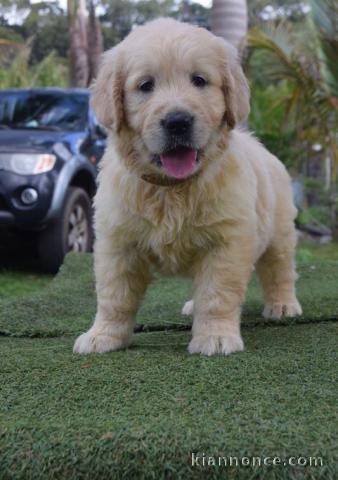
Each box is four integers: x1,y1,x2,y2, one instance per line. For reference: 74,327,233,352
38,187,93,273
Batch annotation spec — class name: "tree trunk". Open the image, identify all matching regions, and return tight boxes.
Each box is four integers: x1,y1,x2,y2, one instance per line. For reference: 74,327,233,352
211,0,248,49
68,0,89,87
87,0,103,85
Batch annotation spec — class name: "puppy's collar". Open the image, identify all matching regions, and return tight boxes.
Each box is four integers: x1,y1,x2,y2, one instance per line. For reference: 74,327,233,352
141,173,198,187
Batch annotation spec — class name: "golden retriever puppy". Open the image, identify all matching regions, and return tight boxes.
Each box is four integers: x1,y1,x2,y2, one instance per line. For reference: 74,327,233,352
73,18,302,356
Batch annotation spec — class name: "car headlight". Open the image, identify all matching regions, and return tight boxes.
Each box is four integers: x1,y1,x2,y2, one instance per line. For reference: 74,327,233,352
0,153,56,175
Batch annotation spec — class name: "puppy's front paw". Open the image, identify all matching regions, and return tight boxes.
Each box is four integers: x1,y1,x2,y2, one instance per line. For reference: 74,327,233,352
73,328,130,355
263,299,302,320
188,334,244,356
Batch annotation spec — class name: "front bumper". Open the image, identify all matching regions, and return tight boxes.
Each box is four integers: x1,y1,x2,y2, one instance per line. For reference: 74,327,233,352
0,169,57,229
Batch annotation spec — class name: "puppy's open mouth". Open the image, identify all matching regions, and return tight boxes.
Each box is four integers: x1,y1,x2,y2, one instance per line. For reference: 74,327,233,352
152,147,199,179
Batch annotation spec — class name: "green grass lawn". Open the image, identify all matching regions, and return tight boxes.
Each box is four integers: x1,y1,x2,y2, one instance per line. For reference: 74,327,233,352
297,242,338,262
0,248,337,479
1,242,336,301
0,270,52,299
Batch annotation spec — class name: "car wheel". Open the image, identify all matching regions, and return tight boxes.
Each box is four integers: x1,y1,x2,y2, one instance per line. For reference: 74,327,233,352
38,187,93,273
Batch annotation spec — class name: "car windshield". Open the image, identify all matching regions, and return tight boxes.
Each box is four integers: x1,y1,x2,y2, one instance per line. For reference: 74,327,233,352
0,91,88,131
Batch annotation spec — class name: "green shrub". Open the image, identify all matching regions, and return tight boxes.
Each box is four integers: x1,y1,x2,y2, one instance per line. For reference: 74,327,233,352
248,82,302,168
0,46,68,88
298,206,331,226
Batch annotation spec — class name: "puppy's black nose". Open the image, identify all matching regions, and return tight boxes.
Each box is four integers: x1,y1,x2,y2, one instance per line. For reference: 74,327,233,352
161,111,194,135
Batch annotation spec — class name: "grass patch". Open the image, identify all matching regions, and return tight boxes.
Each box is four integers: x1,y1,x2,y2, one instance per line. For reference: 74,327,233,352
0,251,337,479
1,322,337,480
0,270,52,299
0,253,337,337
297,242,338,262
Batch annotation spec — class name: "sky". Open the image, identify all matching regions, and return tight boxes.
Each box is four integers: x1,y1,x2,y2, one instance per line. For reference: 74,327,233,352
32,0,212,9
4,0,212,25
0,0,212,25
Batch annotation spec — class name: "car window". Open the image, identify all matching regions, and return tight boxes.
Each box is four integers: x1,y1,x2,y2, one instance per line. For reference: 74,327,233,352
0,91,88,132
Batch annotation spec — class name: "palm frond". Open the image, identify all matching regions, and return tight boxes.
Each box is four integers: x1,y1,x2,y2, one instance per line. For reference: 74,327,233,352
247,26,318,106
309,0,338,99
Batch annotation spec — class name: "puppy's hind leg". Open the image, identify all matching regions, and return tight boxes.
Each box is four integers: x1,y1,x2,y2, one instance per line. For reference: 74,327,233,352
256,226,302,320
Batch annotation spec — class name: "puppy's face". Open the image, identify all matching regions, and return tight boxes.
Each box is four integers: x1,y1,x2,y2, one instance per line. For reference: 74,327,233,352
92,19,250,180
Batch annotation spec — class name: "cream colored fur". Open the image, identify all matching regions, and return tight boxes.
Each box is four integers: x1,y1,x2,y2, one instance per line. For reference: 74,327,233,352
73,18,302,357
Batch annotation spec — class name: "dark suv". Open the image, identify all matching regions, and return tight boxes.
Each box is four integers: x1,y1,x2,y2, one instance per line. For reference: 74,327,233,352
0,88,106,272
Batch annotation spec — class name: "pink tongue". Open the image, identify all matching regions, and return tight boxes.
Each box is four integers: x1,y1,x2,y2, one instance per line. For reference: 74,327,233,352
160,148,197,179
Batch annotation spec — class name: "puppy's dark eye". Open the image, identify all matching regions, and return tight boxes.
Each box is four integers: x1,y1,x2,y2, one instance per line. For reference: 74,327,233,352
191,74,208,88
138,79,155,93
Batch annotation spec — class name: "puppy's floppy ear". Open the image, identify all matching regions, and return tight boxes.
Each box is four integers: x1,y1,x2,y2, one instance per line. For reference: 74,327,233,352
216,39,250,129
90,48,125,131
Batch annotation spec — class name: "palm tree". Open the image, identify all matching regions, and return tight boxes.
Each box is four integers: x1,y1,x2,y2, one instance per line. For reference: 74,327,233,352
87,0,103,85
210,0,248,48
67,0,103,87
247,0,338,238
68,0,89,87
